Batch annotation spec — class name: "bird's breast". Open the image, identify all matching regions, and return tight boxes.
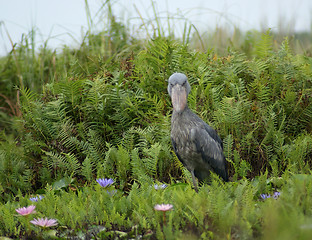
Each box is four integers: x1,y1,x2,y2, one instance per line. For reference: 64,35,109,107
171,115,203,171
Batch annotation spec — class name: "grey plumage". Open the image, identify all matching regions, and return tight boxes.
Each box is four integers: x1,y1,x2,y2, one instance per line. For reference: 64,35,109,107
168,73,228,191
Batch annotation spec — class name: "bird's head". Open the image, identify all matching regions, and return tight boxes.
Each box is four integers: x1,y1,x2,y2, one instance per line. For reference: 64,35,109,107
167,73,191,113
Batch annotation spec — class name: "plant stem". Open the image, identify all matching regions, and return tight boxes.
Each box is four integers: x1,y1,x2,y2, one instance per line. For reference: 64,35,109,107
163,212,166,225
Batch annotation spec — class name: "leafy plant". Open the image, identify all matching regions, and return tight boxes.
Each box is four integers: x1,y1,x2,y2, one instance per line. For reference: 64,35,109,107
1,2,312,238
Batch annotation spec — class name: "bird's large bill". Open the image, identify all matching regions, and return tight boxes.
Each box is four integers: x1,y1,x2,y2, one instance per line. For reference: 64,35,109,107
171,84,187,113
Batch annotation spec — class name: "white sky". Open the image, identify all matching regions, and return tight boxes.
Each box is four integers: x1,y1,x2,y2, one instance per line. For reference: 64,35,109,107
0,0,311,56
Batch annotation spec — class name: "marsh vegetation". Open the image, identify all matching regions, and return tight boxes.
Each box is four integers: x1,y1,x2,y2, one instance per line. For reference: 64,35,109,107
0,1,312,239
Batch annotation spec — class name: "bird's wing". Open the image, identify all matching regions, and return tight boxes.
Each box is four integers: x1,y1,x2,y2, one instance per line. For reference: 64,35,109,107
202,123,223,149
191,126,228,181
171,138,185,166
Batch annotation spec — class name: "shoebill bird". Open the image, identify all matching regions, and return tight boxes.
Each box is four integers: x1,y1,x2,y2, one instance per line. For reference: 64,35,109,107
168,73,228,192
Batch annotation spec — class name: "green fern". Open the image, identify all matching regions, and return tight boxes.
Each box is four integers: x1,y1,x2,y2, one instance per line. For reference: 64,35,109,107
254,30,273,58
42,151,80,177
80,157,94,182
131,148,153,185
115,145,131,188
0,136,32,201
223,134,234,162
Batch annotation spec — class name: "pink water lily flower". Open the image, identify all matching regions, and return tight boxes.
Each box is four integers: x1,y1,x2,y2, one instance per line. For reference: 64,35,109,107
30,217,58,228
154,204,173,212
15,205,36,216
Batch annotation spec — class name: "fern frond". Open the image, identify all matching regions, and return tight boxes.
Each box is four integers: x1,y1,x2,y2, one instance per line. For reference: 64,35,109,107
142,143,161,177
223,134,234,161
131,148,153,185
42,151,80,176
254,30,273,59
81,157,95,182
115,145,131,187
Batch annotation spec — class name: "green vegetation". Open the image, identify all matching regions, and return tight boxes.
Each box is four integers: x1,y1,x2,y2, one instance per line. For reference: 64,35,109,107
1,1,312,239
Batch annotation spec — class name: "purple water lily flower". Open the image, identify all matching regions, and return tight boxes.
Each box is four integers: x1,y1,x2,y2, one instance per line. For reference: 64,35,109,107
260,193,271,200
273,191,281,199
96,178,114,188
154,184,168,190
29,195,44,202
30,217,58,228
260,191,281,200
16,205,36,216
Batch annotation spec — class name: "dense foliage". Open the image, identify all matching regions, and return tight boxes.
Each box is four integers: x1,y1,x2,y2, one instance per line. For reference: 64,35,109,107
1,3,312,238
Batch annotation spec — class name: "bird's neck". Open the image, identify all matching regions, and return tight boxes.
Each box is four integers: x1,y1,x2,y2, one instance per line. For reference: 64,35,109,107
172,104,190,119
